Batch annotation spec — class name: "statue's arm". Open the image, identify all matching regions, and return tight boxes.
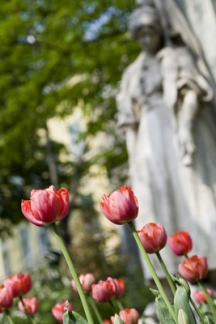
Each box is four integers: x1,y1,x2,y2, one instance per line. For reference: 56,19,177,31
178,90,199,165
176,47,213,165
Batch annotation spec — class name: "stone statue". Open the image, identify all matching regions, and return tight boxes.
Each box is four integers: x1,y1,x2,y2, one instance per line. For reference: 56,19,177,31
116,0,216,285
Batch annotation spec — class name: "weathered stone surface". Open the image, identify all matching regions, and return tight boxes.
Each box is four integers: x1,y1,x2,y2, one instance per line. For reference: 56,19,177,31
174,0,216,82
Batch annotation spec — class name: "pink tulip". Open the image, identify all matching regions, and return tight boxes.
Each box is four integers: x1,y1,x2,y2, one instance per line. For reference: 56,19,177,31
18,297,39,314
21,185,69,226
112,278,125,298
103,320,112,324
92,280,115,302
193,289,214,304
137,223,167,254
71,273,95,294
112,308,139,324
52,301,73,323
0,284,14,310
100,185,138,225
4,273,32,297
168,231,193,256
178,255,208,283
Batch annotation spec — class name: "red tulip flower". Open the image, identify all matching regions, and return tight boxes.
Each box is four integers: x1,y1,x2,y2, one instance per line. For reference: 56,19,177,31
168,231,193,256
52,301,73,323
193,289,214,304
116,308,140,324
71,273,95,294
112,278,125,298
137,223,167,254
0,284,14,310
18,297,39,314
103,320,112,324
178,255,208,283
105,277,125,298
92,280,116,302
4,273,32,297
100,185,138,225
21,185,70,226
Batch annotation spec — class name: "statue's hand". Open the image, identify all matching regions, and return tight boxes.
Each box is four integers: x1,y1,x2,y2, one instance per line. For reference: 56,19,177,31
178,122,196,166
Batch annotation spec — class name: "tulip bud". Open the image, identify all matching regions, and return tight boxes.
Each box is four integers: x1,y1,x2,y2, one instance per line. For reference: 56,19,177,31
21,185,69,226
0,284,13,310
52,301,73,323
71,273,95,294
18,297,39,314
92,280,115,302
193,289,214,304
168,231,192,256
178,309,190,324
118,308,140,324
100,185,138,225
137,223,167,254
178,255,208,283
4,273,32,297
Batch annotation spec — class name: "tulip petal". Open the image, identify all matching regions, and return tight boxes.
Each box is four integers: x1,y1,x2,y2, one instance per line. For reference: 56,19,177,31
47,185,57,193
21,200,44,226
31,190,61,223
100,202,121,224
57,188,70,218
119,185,139,208
109,191,137,220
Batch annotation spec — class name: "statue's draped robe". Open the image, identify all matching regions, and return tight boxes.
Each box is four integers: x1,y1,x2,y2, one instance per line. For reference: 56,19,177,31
117,47,216,279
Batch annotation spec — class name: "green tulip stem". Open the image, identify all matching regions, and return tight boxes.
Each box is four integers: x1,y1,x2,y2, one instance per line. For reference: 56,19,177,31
52,223,94,324
128,221,177,323
5,310,14,324
198,280,216,323
19,295,35,324
156,251,176,295
109,299,118,314
115,299,124,311
87,295,103,324
31,317,37,324
189,296,206,324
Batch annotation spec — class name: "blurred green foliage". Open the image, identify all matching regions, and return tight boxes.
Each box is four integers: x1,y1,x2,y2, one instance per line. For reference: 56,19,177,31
0,0,140,226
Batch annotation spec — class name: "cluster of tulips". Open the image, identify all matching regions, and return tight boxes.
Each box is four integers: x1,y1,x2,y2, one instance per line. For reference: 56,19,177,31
0,184,214,323
0,273,38,323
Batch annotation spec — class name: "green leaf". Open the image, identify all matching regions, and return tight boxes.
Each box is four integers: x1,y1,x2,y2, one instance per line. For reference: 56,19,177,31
155,295,175,324
113,314,125,324
149,288,160,297
204,315,214,324
174,286,197,324
63,310,88,324
199,302,209,315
